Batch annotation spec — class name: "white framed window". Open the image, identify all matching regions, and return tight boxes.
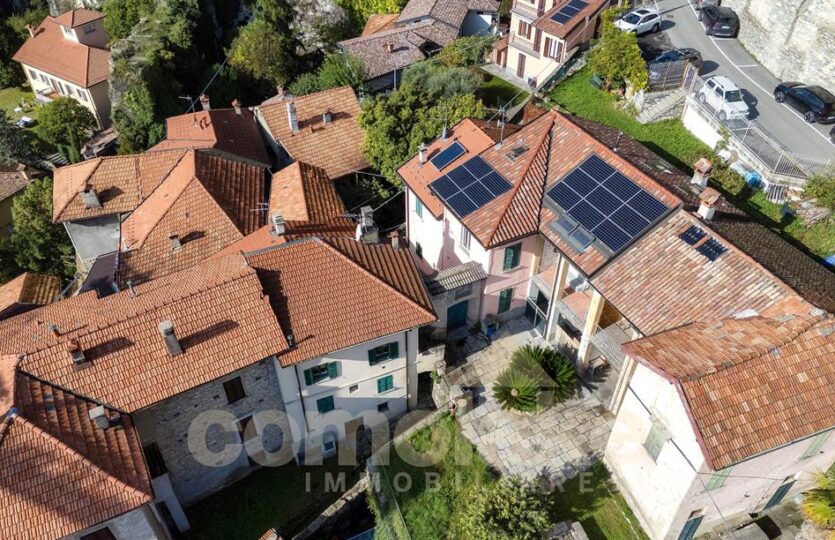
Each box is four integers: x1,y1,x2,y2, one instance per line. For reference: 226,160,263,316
76,87,88,102
460,228,471,252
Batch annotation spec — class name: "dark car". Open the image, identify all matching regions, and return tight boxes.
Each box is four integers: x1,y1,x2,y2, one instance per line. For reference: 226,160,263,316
831,125,835,145
652,48,703,70
694,0,721,9
699,5,739,37
773,82,835,123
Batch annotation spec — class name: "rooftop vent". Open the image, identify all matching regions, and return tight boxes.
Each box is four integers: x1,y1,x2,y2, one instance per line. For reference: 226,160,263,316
158,320,183,356
271,213,286,236
287,102,299,133
80,187,101,209
67,338,86,365
286,334,296,348
322,109,332,124
507,145,529,162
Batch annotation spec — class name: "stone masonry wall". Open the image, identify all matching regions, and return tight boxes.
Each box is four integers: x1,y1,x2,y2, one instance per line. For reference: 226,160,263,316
722,0,835,91
133,358,289,505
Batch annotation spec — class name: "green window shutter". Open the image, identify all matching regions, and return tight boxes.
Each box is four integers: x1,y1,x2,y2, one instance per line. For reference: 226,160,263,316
498,289,512,313
800,431,831,460
388,341,399,359
704,466,733,491
327,362,338,379
368,349,376,365
378,375,394,393
317,396,335,414
415,198,423,218
303,368,313,386
503,246,515,271
512,244,521,268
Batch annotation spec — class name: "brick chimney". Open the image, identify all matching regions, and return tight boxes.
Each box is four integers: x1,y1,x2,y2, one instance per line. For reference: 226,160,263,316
287,101,299,134
67,339,86,365
698,187,721,221
159,320,183,356
384,42,394,53
199,94,211,111
691,158,713,190
232,99,242,116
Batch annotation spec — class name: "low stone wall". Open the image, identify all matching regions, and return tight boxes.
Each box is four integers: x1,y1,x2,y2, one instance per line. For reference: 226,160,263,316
631,88,687,124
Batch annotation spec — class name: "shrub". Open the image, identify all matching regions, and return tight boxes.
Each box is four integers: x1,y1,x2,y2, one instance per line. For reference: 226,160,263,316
438,35,496,68
805,175,835,211
801,468,835,531
512,345,576,403
453,476,551,540
493,368,540,412
588,9,648,91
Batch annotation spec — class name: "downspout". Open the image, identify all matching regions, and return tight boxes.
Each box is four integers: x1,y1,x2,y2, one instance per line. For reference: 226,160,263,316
405,330,412,411
293,363,311,437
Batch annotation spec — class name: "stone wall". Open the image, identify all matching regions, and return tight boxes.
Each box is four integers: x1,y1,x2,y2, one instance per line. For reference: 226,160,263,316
133,358,289,505
722,0,835,90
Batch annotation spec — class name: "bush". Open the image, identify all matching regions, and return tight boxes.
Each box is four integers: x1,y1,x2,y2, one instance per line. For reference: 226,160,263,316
493,367,540,412
588,10,648,91
438,35,496,68
805,175,835,211
512,345,576,404
801,467,835,531
453,476,551,540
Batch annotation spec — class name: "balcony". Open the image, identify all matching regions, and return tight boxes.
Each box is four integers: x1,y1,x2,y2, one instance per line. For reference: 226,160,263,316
511,0,544,20
508,34,541,59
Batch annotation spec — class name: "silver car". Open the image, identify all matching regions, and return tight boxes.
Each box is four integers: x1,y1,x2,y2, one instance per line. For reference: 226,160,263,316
614,8,662,35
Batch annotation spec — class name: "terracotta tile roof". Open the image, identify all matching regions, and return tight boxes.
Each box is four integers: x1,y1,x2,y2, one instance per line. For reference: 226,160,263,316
13,16,110,87
469,118,523,143
53,149,188,223
247,238,435,367
362,14,399,36
534,0,608,39
0,414,151,540
0,273,60,319
468,0,501,11
593,210,810,335
0,165,34,202
149,108,271,165
569,115,835,313
0,255,287,412
397,0,469,29
398,118,497,219
338,21,458,81
53,8,105,28
624,313,835,468
258,87,368,179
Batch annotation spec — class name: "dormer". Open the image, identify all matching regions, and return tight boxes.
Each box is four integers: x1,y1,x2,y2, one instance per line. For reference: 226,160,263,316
53,10,108,48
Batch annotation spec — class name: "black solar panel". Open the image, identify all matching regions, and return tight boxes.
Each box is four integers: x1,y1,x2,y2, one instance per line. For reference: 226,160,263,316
430,141,465,171
429,156,513,219
546,154,670,254
551,0,588,23
697,238,727,261
679,225,707,245
551,12,571,23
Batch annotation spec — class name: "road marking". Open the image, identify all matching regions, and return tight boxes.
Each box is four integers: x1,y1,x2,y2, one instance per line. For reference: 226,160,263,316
735,64,758,68
685,0,832,144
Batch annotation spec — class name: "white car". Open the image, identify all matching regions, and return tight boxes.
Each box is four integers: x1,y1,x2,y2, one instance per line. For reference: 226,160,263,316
614,8,662,34
697,75,750,121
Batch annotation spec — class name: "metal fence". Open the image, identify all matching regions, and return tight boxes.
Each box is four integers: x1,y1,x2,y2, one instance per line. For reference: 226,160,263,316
647,59,693,92
683,74,833,181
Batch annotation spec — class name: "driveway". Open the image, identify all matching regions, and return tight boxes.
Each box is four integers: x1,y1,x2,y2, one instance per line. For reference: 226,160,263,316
448,319,615,484
642,0,834,160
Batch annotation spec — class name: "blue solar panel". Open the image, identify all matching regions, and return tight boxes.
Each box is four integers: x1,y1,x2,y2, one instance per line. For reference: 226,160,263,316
448,166,476,189
466,182,494,207
551,12,571,23
482,171,511,196
679,225,707,245
547,182,582,210
630,191,668,221
569,0,589,8
551,0,588,24
562,5,580,15
603,172,641,201
611,205,650,237
592,220,631,252
583,154,616,180
448,192,478,217
697,238,727,261
431,176,457,199
428,157,513,218
463,156,492,179
431,141,466,170
586,186,621,215
572,200,606,230
562,169,597,195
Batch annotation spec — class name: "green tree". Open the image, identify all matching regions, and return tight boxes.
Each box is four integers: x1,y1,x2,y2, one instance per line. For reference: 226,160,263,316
336,0,407,29
317,51,366,93
38,97,97,162
438,35,497,68
288,72,323,96
454,477,551,540
0,21,26,88
401,63,482,98
0,111,40,168
588,12,648,91
801,468,835,532
493,367,540,412
1,178,75,279
230,16,297,87
112,78,168,154
102,0,155,41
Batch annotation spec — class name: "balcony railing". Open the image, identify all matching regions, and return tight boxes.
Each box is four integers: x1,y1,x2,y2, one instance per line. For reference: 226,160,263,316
508,34,542,59
590,322,636,371
511,0,544,20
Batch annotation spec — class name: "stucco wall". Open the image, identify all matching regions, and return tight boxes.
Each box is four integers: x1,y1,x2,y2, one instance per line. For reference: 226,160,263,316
406,187,445,274
722,0,835,90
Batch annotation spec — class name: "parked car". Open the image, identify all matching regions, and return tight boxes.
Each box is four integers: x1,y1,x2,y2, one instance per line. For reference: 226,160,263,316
699,5,740,37
694,0,721,9
652,48,703,70
615,8,662,34
697,76,750,121
773,82,835,123
830,125,835,145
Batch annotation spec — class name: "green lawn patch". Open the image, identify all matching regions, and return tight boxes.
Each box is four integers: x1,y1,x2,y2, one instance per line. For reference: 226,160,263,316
551,462,649,540
0,86,37,121
184,458,362,540
478,70,529,110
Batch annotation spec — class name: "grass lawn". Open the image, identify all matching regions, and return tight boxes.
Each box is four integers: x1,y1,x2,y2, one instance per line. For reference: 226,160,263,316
479,70,529,110
184,458,363,540
0,86,37,122
547,68,835,258
551,462,649,540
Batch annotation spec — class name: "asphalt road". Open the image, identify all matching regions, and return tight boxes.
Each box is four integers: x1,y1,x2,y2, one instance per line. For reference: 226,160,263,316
642,0,834,161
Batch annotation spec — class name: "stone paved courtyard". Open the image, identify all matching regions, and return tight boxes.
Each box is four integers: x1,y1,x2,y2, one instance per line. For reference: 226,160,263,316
448,318,616,484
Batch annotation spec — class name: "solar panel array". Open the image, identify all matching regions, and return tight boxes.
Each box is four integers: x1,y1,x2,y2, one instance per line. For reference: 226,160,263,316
546,154,669,253
551,0,589,24
679,225,707,245
429,156,513,218
431,141,466,171
678,225,728,261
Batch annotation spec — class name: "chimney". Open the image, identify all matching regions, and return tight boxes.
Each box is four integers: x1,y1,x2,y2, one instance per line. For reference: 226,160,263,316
26,24,35,38
322,108,332,125
276,86,286,100
691,158,713,190
441,124,449,140
418,142,428,165
67,339,86,365
89,406,110,430
286,334,296,348
48,324,60,338
169,233,181,252
271,213,286,236
199,93,211,111
158,320,183,356
287,102,299,134
698,187,721,221
232,99,242,116
384,42,394,53
390,230,401,249
81,187,101,209
356,206,379,244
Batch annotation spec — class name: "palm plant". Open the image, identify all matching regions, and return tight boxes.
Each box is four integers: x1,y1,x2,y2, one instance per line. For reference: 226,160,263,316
493,368,539,412
801,467,835,531
511,344,577,404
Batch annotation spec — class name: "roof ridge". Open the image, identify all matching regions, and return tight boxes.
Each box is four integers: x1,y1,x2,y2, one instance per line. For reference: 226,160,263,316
484,113,555,246
320,239,435,319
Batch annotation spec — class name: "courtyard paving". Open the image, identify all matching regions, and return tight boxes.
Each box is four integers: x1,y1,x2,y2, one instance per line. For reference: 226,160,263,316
448,318,616,484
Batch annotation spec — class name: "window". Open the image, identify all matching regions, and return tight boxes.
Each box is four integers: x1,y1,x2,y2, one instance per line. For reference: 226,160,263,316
303,363,338,385
377,375,394,394
677,511,704,540
415,242,423,259
368,342,399,365
704,466,732,491
317,395,335,414
223,377,246,404
415,197,423,218
323,438,336,454
460,228,471,251
80,528,116,540
142,442,168,478
76,87,88,102
800,431,831,460
502,243,522,271
27,69,36,80
518,20,532,39
498,288,513,314
349,384,359,393
643,420,667,462
237,415,257,442
544,37,562,60
377,402,390,413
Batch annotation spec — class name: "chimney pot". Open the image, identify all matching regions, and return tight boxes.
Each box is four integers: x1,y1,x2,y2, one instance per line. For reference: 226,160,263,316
67,338,86,365
691,158,713,190
199,93,211,111
697,187,721,221
441,125,449,140
390,231,400,249
287,102,299,134
271,213,286,236
322,109,332,124
80,187,101,209
49,324,60,338
89,406,111,429
418,142,428,165
384,42,394,53
232,99,242,115
158,320,183,356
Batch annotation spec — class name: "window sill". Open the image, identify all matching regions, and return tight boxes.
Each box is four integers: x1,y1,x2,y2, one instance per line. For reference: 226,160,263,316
378,388,397,396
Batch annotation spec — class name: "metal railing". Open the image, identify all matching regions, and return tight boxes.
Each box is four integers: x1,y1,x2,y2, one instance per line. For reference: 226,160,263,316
684,74,833,181
647,59,693,92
